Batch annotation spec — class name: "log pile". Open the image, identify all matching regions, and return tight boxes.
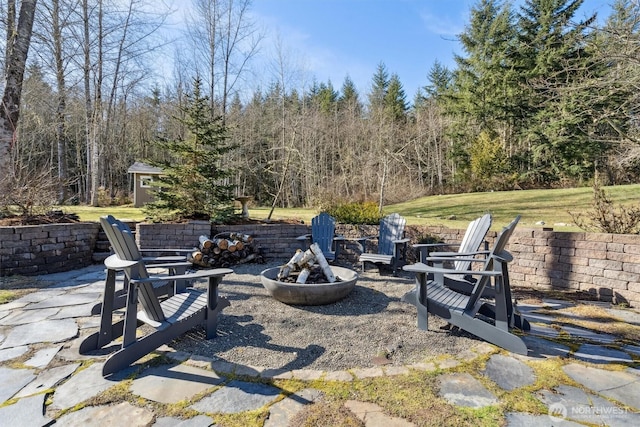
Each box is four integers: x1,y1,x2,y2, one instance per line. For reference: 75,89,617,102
277,243,339,284
189,232,263,268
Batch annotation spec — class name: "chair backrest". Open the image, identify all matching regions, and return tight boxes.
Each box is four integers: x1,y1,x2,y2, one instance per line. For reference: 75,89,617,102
377,213,406,255
311,212,336,255
100,215,165,322
467,215,520,309
454,213,492,271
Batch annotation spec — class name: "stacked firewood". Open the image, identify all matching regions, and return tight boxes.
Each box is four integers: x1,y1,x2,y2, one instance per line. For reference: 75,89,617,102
277,243,338,284
189,232,262,268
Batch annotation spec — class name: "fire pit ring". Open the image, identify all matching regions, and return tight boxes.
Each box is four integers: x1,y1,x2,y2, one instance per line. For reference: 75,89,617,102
260,266,358,305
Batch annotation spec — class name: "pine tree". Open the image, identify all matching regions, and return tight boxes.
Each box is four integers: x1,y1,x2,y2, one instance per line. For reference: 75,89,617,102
145,78,235,222
513,0,598,183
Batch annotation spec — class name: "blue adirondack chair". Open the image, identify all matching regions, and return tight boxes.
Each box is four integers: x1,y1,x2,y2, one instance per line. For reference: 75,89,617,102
358,213,409,275
297,212,344,262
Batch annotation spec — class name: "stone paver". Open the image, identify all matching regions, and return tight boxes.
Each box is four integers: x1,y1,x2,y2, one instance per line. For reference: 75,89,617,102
0,345,29,362
264,388,323,427
538,384,640,426
0,367,36,403
0,394,53,427
521,335,571,358
573,343,633,364
24,346,62,368
153,415,215,427
438,372,498,408
190,379,281,414
130,363,224,404
55,401,154,427
563,363,640,409
528,323,559,338
16,363,79,398
0,318,77,349
505,411,584,426
23,292,102,310
352,367,385,379
49,362,127,410
561,325,618,344
484,354,535,390
0,307,59,326
344,400,416,427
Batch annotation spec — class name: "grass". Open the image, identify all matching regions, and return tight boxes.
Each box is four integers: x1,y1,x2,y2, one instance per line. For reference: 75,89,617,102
53,183,640,232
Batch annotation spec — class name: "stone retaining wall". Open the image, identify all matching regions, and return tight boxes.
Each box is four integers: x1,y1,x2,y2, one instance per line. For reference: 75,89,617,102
393,225,640,308
2,221,639,308
0,223,100,276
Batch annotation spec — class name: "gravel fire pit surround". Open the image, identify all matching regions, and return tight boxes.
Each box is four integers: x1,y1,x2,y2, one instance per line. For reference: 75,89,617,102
260,266,358,305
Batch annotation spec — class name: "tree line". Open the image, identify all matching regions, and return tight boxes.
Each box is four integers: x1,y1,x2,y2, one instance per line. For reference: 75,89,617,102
1,0,639,217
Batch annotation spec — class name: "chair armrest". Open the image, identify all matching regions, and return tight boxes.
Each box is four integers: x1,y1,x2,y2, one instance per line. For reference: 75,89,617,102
140,248,194,254
104,254,139,270
333,235,346,241
131,268,233,284
429,250,490,258
144,261,192,269
426,256,487,263
142,256,187,264
403,262,501,277
355,236,376,252
412,243,454,249
296,234,311,241
394,238,411,244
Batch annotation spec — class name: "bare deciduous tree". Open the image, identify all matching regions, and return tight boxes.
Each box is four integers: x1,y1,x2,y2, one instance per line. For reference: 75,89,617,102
0,0,38,191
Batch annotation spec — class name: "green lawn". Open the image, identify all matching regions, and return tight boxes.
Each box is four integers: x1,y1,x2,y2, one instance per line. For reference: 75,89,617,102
59,183,640,232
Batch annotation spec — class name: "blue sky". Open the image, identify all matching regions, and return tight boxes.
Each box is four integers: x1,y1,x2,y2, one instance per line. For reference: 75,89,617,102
247,0,611,100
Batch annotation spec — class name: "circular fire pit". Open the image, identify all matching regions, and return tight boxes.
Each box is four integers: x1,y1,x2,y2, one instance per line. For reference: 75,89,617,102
260,266,358,305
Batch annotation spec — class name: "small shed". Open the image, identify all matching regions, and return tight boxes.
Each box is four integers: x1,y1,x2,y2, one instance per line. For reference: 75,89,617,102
128,161,164,207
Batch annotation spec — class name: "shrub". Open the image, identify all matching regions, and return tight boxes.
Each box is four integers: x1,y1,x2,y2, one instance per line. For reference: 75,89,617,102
326,201,382,225
570,180,640,234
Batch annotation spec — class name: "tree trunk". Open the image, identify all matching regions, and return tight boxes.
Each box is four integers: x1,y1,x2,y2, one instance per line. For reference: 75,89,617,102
52,0,68,203
0,0,38,188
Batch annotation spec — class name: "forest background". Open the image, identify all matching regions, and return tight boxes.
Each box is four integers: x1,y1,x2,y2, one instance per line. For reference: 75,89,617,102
1,0,640,217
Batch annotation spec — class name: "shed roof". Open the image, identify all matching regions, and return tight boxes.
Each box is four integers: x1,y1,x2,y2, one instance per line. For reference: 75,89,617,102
127,161,163,174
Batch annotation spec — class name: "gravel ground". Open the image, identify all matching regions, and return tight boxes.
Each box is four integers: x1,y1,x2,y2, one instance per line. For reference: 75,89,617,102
170,261,479,372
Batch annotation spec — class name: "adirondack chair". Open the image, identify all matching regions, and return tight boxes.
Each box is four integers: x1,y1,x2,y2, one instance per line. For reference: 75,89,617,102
403,216,530,355
403,214,492,306
413,213,492,267
358,213,409,275
92,215,193,315
79,216,233,376
296,212,345,262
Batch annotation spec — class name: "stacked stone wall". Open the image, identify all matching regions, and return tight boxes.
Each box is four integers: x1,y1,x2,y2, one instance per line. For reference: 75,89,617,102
2,221,639,308
0,223,99,276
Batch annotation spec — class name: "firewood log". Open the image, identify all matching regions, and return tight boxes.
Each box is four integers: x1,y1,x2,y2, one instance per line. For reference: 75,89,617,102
230,232,254,243
199,235,213,250
191,250,203,263
278,249,303,279
213,238,229,250
310,243,336,282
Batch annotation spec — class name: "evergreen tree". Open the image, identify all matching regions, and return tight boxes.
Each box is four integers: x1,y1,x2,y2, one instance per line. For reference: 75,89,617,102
451,0,516,132
338,75,361,114
447,0,518,188
145,78,235,222
424,60,452,100
384,73,408,121
368,62,390,113
513,0,598,183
